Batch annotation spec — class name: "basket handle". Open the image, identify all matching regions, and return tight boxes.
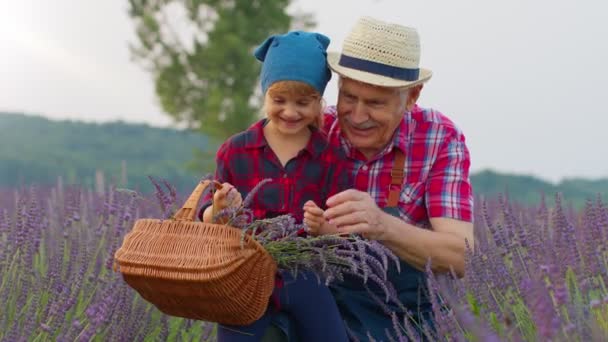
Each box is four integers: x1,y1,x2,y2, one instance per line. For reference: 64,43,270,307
173,179,221,222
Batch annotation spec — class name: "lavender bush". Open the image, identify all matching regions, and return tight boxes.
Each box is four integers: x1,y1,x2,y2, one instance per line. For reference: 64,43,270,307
1,179,607,341
0,183,215,341
411,194,608,342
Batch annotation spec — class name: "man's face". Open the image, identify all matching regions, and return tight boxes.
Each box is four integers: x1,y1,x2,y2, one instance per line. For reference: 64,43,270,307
337,78,407,159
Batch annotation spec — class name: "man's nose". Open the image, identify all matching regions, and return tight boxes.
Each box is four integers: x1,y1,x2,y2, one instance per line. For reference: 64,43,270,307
349,102,369,124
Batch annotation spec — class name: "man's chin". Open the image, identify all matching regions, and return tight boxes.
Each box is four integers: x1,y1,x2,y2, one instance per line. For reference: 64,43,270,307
346,133,374,149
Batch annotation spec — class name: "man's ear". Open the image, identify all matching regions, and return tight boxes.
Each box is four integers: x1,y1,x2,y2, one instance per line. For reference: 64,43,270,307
405,84,423,111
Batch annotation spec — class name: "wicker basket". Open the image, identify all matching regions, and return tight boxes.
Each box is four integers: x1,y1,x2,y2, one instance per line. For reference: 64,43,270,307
113,180,277,325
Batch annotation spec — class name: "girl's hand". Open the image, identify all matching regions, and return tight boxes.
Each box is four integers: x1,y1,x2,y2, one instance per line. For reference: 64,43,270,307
213,182,242,211
303,200,339,236
303,200,325,236
203,182,242,223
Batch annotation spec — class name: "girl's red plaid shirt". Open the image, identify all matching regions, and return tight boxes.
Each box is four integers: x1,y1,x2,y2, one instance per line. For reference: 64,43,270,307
200,118,351,223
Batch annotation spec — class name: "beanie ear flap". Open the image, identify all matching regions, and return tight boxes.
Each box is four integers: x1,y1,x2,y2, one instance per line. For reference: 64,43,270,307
254,35,277,62
314,33,331,50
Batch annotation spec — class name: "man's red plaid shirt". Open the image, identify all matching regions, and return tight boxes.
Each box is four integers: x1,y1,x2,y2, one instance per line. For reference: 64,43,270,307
323,104,474,227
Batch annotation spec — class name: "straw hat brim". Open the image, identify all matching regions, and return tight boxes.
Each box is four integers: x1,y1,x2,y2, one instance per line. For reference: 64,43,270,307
327,52,433,88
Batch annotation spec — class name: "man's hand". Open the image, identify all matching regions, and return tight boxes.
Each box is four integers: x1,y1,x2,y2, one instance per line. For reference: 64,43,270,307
324,189,387,240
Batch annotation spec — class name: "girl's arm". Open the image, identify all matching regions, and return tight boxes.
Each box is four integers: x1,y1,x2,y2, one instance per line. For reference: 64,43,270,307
200,142,232,223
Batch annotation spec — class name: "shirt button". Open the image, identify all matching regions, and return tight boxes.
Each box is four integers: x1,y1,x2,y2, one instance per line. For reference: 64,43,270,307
361,165,368,171
283,174,288,178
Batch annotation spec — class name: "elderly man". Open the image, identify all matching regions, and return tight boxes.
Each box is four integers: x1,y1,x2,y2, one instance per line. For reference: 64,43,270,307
320,16,474,340
266,16,474,341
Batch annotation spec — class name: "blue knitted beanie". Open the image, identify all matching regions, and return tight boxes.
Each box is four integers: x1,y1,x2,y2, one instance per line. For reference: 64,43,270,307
254,31,332,96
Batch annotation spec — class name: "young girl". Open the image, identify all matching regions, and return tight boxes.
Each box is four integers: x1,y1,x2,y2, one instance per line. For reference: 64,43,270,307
201,31,349,341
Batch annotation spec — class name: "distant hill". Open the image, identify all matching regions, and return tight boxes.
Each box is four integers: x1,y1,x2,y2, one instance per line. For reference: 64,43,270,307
0,112,216,193
470,169,607,207
1,112,606,206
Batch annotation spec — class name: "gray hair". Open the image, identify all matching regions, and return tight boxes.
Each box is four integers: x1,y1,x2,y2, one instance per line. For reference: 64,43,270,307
397,88,409,106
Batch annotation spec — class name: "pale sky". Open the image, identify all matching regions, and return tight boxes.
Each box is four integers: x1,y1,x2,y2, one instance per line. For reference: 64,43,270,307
1,0,607,182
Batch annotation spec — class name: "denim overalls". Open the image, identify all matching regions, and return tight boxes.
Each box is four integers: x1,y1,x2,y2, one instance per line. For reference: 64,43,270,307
329,205,434,341
267,150,435,341
330,149,433,340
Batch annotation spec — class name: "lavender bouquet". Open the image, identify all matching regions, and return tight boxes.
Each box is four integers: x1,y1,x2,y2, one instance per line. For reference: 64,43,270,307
153,176,402,302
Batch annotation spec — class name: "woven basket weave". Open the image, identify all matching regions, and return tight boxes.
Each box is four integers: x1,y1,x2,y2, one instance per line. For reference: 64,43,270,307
114,180,277,325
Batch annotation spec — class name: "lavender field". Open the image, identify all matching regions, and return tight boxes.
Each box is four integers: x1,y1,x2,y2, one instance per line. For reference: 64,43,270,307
1,180,607,341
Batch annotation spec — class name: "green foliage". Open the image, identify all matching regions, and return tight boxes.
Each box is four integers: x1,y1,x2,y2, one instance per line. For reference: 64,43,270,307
0,112,212,193
127,0,314,141
3,112,608,204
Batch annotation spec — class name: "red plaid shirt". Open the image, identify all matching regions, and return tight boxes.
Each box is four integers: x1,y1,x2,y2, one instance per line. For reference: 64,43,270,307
324,105,473,227
209,119,350,222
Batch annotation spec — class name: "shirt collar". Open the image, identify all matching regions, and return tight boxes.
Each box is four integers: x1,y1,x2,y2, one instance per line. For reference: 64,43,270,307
388,108,414,156
241,119,267,149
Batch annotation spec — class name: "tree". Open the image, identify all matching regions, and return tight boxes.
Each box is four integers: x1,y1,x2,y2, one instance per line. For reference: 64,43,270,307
127,0,315,141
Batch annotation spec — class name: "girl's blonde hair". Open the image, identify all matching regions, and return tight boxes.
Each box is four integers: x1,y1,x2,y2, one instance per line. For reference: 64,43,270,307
266,81,324,128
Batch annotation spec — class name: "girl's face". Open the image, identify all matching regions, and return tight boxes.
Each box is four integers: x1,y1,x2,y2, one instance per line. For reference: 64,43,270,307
264,83,322,136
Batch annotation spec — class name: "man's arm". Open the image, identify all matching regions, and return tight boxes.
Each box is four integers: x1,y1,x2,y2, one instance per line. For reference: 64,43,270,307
324,190,473,277
377,214,473,277
325,123,474,276
386,121,474,277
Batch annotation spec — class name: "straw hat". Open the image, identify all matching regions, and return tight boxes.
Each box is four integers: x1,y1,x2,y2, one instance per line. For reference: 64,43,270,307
328,17,432,88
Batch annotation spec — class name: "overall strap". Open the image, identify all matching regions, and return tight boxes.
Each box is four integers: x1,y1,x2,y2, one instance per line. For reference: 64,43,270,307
386,149,405,207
